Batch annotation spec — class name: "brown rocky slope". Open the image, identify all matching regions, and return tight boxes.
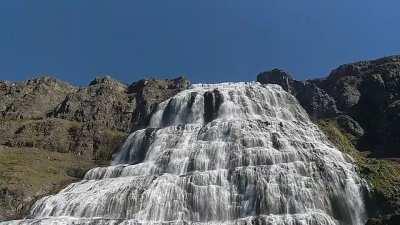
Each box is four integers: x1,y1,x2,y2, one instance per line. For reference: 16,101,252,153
0,75,189,220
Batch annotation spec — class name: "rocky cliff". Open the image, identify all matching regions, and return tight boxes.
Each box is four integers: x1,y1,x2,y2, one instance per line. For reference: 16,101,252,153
258,56,400,158
257,55,400,225
0,75,189,220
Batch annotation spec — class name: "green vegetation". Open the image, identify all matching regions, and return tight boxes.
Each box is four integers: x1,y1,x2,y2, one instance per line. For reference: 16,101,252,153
93,129,127,164
0,146,95,218
1,118,82,153
317,119,364,161
318,119,400,208
0,119,127,219
0,147,94,192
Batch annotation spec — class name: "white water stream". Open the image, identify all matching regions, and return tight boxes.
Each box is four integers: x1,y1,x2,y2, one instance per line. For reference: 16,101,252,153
5,82,366,225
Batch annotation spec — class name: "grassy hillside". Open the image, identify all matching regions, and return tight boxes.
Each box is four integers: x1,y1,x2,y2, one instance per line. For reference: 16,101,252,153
0,146,96,220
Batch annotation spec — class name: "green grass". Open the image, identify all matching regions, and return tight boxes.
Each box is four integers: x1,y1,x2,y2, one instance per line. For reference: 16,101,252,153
317,119,364,161
0,147,95,193
0,146,96,217
0,117,128,219
93,129,127,163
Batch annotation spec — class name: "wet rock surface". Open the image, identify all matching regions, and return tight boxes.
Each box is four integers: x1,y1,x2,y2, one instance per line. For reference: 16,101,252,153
128,77,190,129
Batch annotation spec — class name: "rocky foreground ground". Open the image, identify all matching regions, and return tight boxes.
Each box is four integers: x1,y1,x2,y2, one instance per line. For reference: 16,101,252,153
0,56,399,224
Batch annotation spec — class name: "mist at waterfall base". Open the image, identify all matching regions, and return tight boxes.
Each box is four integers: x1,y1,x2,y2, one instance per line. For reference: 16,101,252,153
5,83,367,225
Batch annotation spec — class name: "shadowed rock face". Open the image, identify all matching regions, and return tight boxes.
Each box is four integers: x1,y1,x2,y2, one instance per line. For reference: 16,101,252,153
257,69,293,92
319,56,400,157
257,69,340,120
257,56,400,158
203,89,224,123
0,75,190,221
128,77,191,130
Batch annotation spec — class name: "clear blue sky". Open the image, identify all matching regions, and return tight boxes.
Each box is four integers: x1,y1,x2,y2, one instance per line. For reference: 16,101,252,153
1,1,399,85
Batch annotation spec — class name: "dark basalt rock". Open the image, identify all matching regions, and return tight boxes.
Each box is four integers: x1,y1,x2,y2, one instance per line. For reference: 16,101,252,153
335,115,364,138
320,56,400,157
292,81,340,119
129,76,191,130
384,100,400,154
114,128,158,164
257,69,293,92
366,215,400,225
271,133,283,150
204,89,224,123
257,69,340,119
258,55,400,157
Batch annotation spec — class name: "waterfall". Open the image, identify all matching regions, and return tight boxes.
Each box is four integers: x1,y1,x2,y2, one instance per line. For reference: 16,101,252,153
5,82,366,225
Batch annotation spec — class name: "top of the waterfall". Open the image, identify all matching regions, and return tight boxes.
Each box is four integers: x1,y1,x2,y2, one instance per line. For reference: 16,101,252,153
190,81,282,90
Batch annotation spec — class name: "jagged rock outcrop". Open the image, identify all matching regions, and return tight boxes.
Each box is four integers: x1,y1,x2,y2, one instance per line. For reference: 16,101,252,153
318,56,400,157
0,75,190,221
51,76,135,132
256,69,293,92
0,77,75,120
257,69,340,119
257,56,400,157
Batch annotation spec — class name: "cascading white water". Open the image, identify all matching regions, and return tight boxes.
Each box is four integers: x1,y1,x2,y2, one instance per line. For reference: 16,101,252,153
4,82,366,225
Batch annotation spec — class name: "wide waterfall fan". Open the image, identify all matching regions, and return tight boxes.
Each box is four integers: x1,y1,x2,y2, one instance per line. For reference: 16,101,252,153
5,83,366,225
